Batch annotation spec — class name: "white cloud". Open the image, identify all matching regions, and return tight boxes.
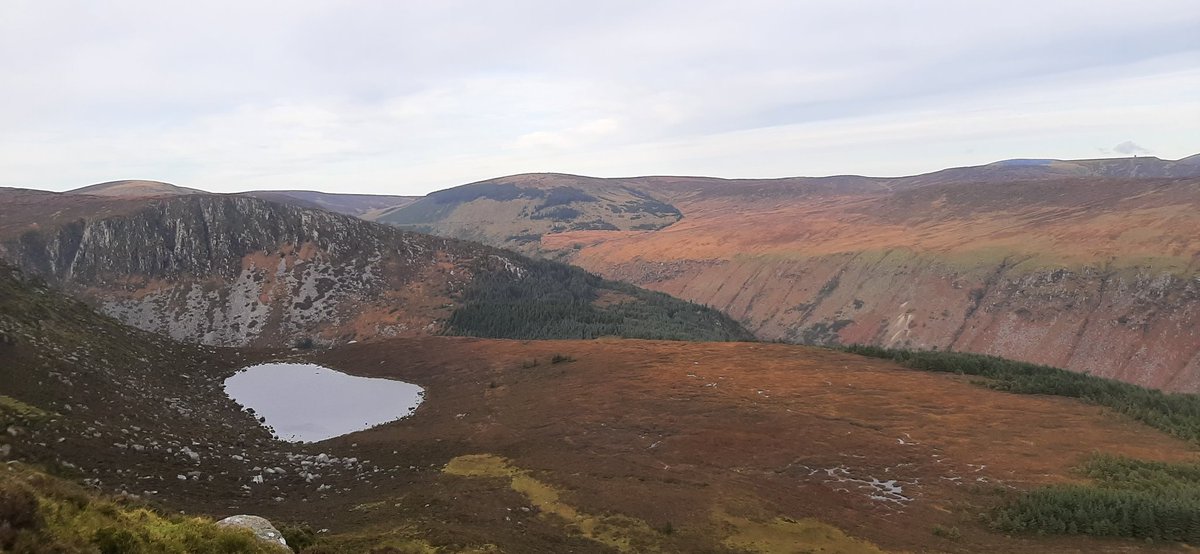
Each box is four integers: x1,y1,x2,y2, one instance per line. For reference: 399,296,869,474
0,0,1197,193
1113,141,1152,155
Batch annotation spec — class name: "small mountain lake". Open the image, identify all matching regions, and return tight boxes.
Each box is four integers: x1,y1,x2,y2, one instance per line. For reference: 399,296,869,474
224,363,424,443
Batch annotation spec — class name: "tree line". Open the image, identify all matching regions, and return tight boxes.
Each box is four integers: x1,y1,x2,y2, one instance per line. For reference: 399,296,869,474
446,256,753,342
840,345,1200,444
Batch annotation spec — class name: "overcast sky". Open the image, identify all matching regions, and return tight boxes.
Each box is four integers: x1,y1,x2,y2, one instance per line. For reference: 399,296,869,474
2,1,1198,195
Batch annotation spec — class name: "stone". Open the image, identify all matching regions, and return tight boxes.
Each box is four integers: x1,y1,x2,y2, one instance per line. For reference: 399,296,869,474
215,514,289,550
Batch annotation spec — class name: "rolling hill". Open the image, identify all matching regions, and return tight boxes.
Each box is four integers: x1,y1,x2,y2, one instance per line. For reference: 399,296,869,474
374,173,684,250
68,179,208,197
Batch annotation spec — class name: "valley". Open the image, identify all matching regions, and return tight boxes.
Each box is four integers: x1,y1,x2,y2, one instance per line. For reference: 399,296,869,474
2,154,1199,552
4,263,1198,552
5,5,1197,552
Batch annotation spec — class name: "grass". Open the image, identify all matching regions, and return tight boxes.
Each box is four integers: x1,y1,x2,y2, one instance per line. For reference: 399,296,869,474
444,454,660,552
0,394,52,429
931,524,962,540
841,345,1200,443
0,462,282,553
715,509,885,554
444,454,888,553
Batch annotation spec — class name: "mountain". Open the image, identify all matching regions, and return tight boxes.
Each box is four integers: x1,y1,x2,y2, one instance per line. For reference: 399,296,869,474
67,179,415,219
0,261,287,514
375,173,684,250
243,189,418,218
68,179,208,197
368,155,1200,392
4,260,1197,552
0,188,750,347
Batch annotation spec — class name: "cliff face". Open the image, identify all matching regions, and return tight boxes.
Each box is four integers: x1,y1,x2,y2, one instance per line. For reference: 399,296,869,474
540,172,1200,392
0,194,502,346
0,191,749,347
594,254,1200,392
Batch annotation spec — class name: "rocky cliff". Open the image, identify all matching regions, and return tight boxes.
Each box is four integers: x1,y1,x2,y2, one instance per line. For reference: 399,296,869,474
0,191,748,347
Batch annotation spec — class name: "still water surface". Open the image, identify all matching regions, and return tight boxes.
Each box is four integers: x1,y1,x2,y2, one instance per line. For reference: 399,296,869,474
224,363,423,442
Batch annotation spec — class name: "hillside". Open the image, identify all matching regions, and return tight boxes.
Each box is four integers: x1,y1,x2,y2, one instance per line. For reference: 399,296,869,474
3,263,1197,552
368,155,1200,392
0,190,748,347
299,336,1199,552
244,190,418,218
375,173,684,251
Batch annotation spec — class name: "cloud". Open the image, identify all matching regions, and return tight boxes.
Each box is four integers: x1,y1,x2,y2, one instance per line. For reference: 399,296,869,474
0,0,1197,194
1113,140,1152,155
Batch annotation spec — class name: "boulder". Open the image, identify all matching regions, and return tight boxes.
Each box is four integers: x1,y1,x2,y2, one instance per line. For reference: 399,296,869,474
215,514,289,550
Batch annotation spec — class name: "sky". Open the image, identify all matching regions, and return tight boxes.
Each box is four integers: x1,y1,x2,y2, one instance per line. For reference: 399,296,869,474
2,1,1198,195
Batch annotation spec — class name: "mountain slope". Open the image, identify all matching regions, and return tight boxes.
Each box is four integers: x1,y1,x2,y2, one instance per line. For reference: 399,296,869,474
6,259,1197,552
0,190,749,347
367,155,1200,392
243,189,418,218
547,175,1200,392
375,173,683,251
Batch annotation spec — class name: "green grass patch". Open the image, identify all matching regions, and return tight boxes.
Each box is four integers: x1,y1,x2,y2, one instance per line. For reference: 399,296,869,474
840,345,1200,443
0,462,283,553
0,395,50,420
991,455,1200,544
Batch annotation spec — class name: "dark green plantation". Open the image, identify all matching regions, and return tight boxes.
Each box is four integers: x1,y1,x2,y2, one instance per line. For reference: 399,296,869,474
842,346,1200,545
992,455,1200,544
446,256,754,342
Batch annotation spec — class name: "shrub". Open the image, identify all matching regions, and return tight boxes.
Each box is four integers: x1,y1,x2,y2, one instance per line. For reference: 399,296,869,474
0,480,41,549
280,523,318,553
931,524,961,540
94,527,142,554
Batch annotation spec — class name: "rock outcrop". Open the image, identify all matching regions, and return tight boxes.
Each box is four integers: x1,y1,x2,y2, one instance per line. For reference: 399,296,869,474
0,191,749,347
1,194,491,347
215,515,289,550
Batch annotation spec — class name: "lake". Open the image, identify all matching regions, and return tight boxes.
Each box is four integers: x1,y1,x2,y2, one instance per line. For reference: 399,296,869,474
224,362,424,442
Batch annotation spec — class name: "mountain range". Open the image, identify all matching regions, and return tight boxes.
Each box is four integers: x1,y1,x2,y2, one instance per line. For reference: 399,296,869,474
12,154,1195,391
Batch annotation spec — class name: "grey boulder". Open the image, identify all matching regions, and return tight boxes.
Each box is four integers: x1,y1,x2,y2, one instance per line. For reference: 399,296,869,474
215,514,289,550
